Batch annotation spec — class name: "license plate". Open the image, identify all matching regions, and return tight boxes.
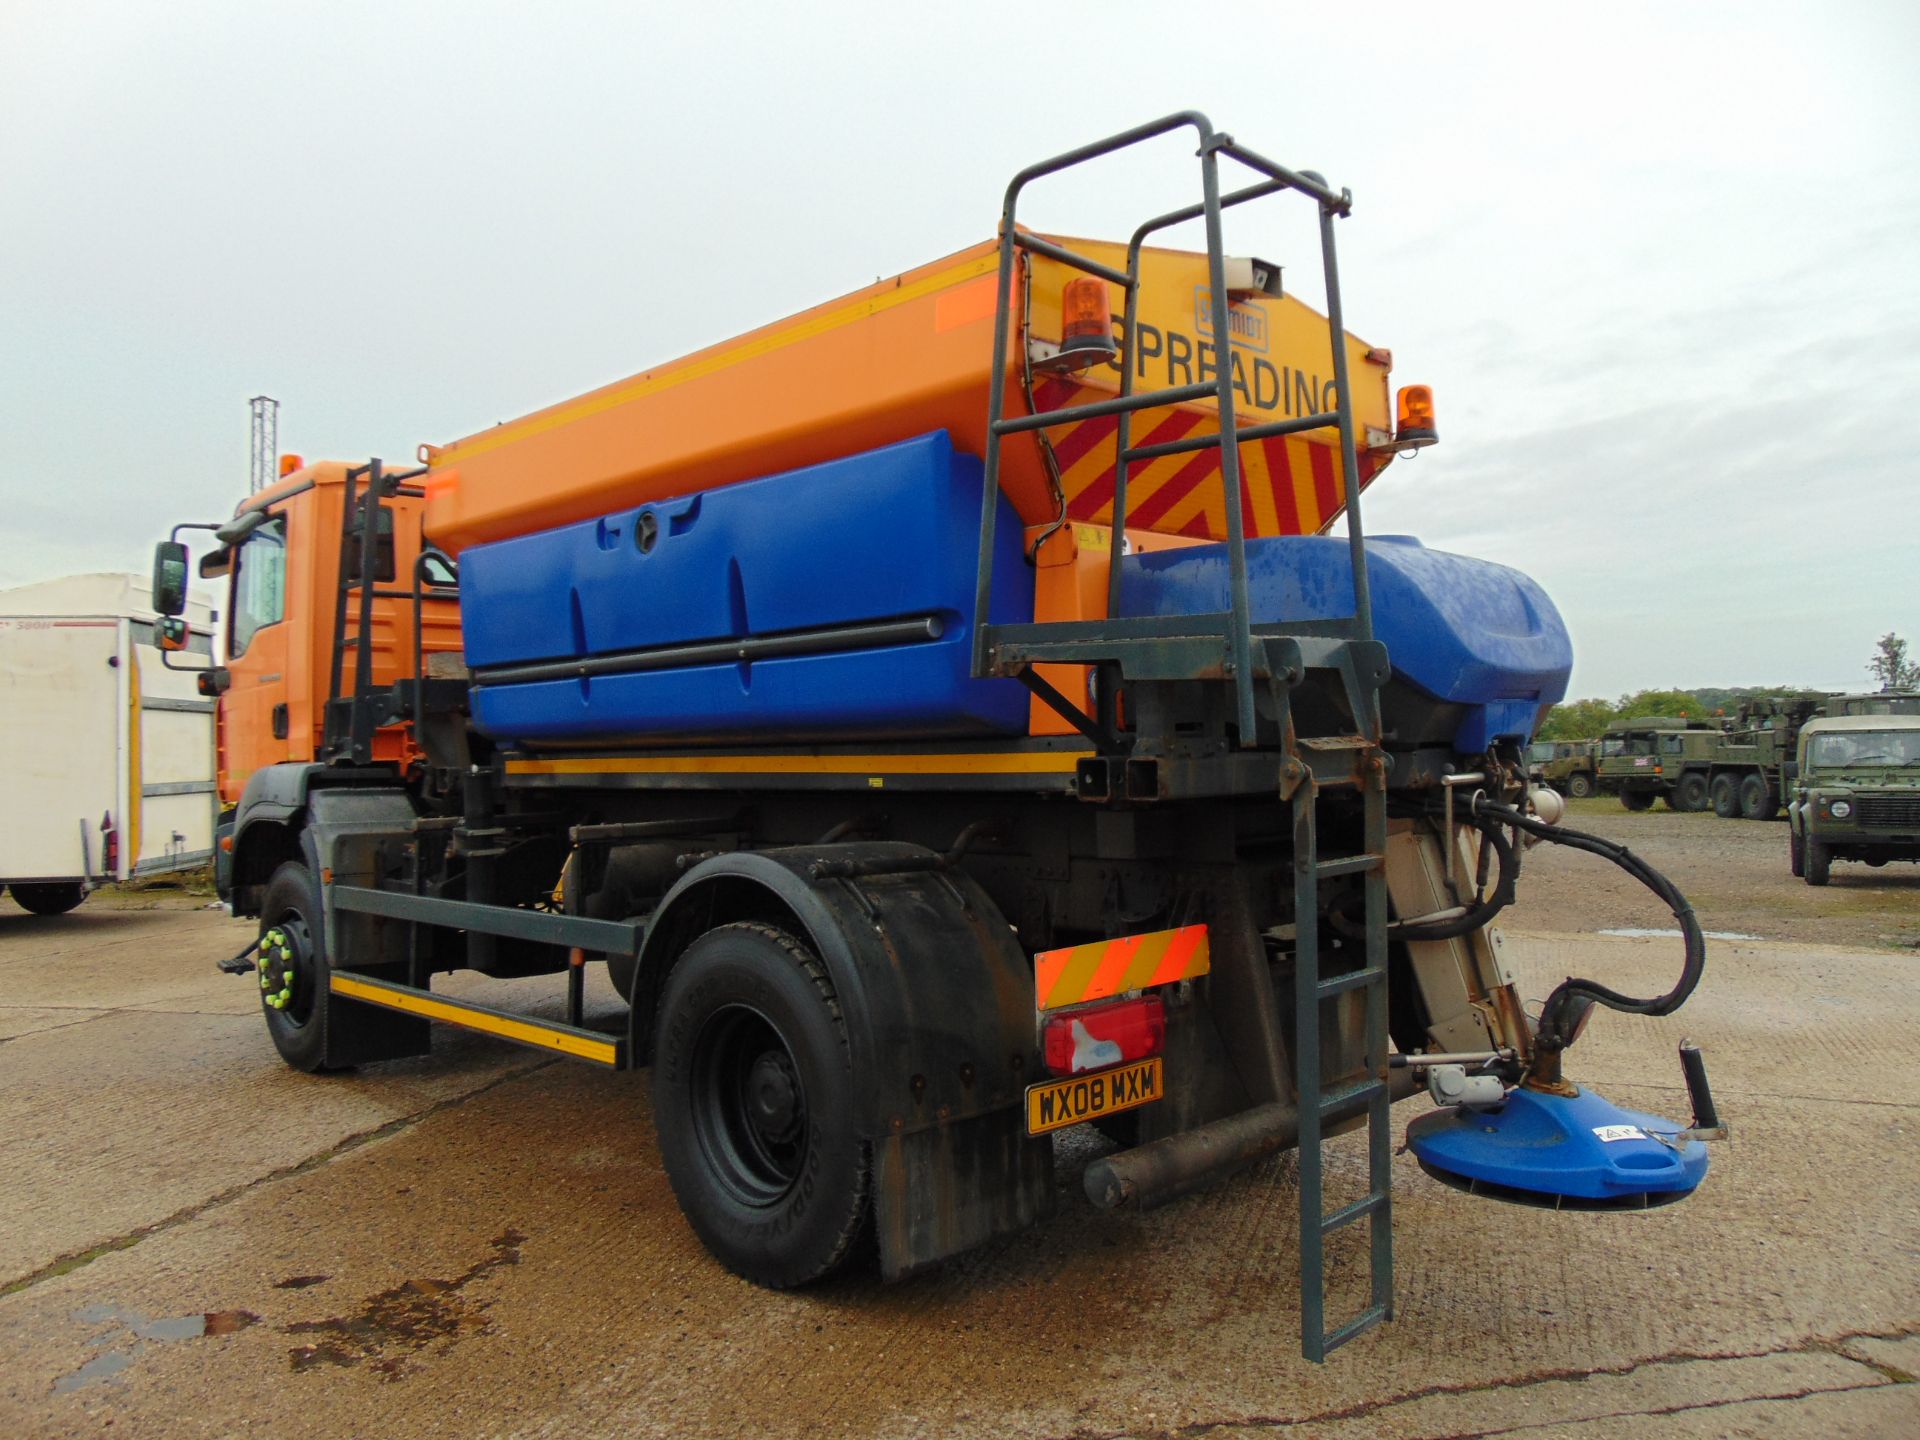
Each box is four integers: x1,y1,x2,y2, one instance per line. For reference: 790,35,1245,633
1025,1057,1164,1136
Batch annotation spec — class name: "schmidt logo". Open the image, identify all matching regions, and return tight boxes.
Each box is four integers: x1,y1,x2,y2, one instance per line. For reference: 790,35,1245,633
1193,287,1269,353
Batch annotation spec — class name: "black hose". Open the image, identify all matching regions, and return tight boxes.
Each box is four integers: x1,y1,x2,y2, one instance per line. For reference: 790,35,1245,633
1468,795,1705,1050
1327,808,1520,943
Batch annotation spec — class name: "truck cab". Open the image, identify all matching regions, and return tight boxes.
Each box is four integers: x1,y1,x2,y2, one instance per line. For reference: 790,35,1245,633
1528,738,1597,798
1596,717,1719,811
1788,713,1920,884
162,462,462,900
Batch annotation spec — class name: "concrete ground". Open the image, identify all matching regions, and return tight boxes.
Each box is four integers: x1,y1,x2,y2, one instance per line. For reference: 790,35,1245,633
1,893,1916,1438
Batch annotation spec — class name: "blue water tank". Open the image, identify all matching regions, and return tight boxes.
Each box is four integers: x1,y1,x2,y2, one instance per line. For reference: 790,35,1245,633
1118,535,1572,751
461,432,1034,745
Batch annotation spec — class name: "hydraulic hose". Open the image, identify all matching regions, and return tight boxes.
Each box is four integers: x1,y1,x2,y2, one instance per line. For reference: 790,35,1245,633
1466,795,1706,1051
1338,799,1521,943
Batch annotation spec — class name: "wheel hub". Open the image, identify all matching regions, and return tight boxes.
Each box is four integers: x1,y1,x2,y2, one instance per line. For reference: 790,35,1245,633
258,919,313,1021
747,1051,802,1144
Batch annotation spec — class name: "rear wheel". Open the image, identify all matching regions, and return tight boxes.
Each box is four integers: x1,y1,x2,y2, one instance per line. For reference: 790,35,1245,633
8,882,86,915
1740,774,1778,821
1804,837,1831,887
653,922,870,1288
257,862,338,1073
1789,827,1805,878
1568,772,1596,799
1674,772,1710,812
1621,790,1656,812
1711,774,1742,819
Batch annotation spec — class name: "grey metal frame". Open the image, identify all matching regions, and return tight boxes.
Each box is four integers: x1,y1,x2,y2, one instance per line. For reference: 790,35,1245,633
970,111,1377,746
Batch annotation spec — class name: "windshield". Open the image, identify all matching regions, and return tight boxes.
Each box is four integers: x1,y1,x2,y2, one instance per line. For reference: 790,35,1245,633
1601,735,1656,757
1808,731,1920,768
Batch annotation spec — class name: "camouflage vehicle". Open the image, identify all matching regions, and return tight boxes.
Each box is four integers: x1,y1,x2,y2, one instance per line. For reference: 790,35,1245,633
1595,716,1721,811
1788,713,1920,885
1527,738,1598,798
1827,690,1920,717
1704,696,1822,821
1709,691,1920,823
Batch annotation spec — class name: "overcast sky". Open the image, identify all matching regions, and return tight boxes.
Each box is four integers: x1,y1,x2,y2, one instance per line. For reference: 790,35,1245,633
3,1,1914,699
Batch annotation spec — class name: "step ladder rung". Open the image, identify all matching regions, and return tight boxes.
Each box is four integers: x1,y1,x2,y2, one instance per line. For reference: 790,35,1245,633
1321,1304,1391,1357
1314,853,1383,879
1319,1190,1388,1235
1318,1078,1387,1118
1315,965,1385,1000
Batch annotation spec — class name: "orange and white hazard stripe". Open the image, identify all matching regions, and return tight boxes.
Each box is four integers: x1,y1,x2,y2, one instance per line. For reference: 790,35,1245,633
1034,924,1211,1011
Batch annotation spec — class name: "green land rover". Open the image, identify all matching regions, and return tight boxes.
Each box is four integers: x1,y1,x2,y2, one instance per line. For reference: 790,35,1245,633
1788,713,1920,885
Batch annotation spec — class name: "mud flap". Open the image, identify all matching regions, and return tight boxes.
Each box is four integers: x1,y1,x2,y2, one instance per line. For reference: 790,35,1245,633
873,1109,1055,1281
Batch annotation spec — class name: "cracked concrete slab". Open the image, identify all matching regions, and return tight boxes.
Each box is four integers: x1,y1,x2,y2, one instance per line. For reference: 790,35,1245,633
1,909,1914,1437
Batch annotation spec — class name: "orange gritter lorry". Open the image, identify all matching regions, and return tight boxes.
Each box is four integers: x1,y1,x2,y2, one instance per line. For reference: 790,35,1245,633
152,114,1722,1360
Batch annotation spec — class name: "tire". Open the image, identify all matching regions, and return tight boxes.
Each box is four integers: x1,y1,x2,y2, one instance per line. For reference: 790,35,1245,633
1789,827,1805,878
1740,774,1778,821
9,882,86,915
1568,772,1596,800
1711,774,1742,819
1804,837,1831,887
653,922,870,1288
1621,790,1655,812
1674,772,1710,813
257,861,338,1073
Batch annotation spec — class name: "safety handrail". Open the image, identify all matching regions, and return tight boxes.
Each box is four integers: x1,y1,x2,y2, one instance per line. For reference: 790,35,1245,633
972,112,1378,746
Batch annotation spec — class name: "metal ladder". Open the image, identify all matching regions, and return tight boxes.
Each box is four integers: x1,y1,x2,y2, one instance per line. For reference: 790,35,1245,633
972,114,1397,1361
1287,719,1393,1361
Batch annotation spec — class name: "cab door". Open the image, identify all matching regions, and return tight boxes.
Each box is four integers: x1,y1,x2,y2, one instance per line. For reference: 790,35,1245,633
219,514,291,801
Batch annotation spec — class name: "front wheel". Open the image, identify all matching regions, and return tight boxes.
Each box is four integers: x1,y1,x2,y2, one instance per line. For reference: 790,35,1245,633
1568,772,1596,799
257,862,338,1073
1711,774,1742,819
1789,827,1805,878
1804,837,1831,887
8,882,86,915
653,923,870,1288
1622,790,1656,812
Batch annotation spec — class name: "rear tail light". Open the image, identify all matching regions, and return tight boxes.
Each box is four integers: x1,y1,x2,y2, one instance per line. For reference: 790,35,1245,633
1043,994,1166,1076
100,814,118,875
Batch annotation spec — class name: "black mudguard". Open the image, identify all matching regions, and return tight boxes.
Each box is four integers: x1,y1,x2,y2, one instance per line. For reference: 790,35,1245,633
632,842,1055,1279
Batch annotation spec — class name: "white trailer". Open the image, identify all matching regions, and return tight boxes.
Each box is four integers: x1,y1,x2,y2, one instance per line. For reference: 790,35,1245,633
0,573,218,914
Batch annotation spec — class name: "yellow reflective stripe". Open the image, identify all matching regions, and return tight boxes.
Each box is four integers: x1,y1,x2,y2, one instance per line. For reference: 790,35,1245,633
328,974,618,1066
1117,929,1176,992
505,751,1086,778
1042,939,1112,1010
440,252,1001,466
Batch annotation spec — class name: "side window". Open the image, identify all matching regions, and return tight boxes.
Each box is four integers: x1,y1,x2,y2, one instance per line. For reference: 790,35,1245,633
1659,734,1684,755
348,499,396,583
228,517,288,659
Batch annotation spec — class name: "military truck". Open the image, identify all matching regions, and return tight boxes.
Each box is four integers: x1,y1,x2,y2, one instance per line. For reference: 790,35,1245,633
1707,691,1920,823
1526,738,1597,798
1703,696,1822,821
1596,716,1721,811
1787,713,1920,884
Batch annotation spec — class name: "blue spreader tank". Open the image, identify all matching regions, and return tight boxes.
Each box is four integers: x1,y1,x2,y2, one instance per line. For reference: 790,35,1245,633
1406,1086,1709,1209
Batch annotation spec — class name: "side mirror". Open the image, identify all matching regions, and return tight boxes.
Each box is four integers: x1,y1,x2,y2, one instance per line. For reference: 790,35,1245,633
156,616,189,652
152,541,190,616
